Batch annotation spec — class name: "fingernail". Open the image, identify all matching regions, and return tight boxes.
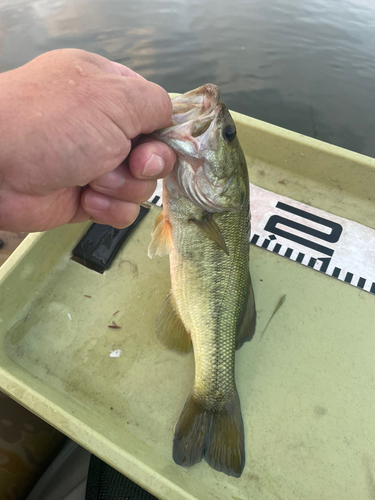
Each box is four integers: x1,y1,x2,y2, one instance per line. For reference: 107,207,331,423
85,192,111,211
95,169,125,189
142,154,165,177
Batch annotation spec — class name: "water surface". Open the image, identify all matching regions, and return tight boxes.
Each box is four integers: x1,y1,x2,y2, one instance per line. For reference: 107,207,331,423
1,0,374,156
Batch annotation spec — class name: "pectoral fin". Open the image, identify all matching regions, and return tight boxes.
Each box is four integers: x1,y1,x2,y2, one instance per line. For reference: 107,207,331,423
148,211,173,258
191,214,229,255
155,292,192,353
236,274,256,350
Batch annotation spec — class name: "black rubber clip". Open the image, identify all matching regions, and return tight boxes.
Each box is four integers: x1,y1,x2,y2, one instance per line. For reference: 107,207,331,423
72,205,150,273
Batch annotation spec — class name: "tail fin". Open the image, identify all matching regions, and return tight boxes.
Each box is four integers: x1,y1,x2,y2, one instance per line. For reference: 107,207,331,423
173,389,245,477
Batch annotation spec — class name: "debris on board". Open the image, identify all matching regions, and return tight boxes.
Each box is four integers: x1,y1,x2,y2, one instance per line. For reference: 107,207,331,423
109,349,123,358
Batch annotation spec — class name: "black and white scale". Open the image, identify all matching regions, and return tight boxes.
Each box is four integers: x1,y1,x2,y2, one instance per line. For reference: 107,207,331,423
150,181,375,295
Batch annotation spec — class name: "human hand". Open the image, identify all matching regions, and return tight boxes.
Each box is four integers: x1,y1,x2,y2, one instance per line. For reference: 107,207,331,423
0,49,175,232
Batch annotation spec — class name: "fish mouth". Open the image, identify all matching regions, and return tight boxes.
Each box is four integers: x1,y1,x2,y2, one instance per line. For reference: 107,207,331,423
154,84,245,213
170,84,219,125
155,84,221,153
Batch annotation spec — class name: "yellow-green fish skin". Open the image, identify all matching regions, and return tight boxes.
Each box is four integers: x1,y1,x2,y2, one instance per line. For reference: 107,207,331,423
166,172,250,401
149,84,256,477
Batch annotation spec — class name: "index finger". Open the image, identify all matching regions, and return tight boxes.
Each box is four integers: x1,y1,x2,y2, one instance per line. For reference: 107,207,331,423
79,51,173,137
76,50,146,79
110,77,173,138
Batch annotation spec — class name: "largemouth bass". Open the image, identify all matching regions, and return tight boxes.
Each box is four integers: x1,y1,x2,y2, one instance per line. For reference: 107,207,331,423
148,84,256,477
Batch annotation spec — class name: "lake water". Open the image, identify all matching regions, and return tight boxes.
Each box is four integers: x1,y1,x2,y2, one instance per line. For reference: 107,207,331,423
0,0,374,157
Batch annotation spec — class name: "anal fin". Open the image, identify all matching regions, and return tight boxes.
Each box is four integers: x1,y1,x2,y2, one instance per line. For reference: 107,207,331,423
155,292,192,353
236,273,256,350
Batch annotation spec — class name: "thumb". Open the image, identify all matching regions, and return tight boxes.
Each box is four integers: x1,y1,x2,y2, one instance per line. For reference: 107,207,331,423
83,52,173,136
81,51,145,79
104,60,146,79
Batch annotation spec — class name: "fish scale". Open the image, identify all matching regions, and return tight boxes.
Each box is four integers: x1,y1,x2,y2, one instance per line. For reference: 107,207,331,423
148,84,256,477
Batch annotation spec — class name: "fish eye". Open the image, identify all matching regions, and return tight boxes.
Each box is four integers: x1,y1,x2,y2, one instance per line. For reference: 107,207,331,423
223,125,236,143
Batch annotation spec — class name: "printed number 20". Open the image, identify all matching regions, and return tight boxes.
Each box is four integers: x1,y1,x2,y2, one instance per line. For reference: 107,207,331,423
264,202,343,256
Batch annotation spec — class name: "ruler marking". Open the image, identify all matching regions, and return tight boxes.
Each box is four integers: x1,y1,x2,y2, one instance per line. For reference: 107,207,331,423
264,222,335,256
272,243,282,254
276,202,341,235
251,234,260,245
284,248,293,258
370,283,375,295
357,277,366,289
332,267,341,278
318,258,331,274
262,239,271,249
308,257,317,268
344,272,354,284
296,252,305,263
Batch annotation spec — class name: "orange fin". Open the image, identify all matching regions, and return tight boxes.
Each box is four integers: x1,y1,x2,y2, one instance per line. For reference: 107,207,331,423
236,273,257,350
191,214,229,255
155,292,192,353
173,388,245,477
148,211,173,258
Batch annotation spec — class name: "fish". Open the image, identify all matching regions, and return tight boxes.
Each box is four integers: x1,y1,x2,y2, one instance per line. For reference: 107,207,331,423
148,84,256,477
